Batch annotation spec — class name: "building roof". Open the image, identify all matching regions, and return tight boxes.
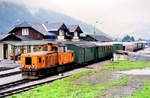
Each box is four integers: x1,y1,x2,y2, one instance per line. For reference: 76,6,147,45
15,21,55,36
87,34,113,42
44,22,64,31
0,33,40,41
3,40,92,46
0,33,11,40
15,22,68,35
67,25,83,33
67,25,78,32
3,40,56,46
23,51,55,56
9,22,85,38
16,35,37,41
0,33,21,41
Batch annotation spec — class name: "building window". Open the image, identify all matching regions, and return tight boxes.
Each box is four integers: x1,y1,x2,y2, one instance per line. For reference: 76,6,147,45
22,28,29,35
74,31,78,37
59,30,64,36
27,46,31,53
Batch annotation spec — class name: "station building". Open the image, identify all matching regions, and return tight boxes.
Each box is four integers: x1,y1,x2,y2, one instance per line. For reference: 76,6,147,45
0,38,53,60
9,21,83,41
0,21,112,61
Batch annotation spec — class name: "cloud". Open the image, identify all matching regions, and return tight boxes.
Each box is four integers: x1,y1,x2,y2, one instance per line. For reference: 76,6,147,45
1,0,150,39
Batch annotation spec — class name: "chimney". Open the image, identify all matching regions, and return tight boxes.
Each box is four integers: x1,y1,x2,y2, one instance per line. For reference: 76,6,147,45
45,21,48,24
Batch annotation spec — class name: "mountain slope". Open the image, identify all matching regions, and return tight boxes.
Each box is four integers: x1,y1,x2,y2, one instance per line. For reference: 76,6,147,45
0,1,106,36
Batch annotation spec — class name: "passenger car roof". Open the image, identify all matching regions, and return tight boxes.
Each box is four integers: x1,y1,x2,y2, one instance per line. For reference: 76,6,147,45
70,43,96,48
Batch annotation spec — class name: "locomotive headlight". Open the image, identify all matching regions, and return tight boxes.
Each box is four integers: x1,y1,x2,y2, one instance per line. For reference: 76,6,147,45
32,64,35,68
22,64,24,68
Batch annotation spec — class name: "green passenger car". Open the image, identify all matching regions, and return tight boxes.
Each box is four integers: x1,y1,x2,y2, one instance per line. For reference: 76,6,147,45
67,44,97,64
66,42,124,64
112,44,124,53
96,45,113,59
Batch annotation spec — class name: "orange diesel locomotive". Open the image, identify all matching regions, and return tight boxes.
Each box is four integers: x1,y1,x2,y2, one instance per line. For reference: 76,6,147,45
21,43,74,79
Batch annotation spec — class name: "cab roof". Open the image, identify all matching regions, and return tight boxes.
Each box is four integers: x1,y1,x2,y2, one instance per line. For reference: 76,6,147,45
22,51,55,56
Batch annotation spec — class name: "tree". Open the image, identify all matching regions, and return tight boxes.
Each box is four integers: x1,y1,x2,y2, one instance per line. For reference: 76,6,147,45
114,38,118,42
131,36,135,41
122,35,130,42
122,35,135,42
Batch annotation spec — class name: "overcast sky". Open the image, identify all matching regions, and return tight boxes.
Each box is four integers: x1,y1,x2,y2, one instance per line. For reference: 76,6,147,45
2,0,150,39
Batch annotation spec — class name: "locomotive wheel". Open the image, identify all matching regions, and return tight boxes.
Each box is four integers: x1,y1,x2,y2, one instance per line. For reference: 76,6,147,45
57,66,65,73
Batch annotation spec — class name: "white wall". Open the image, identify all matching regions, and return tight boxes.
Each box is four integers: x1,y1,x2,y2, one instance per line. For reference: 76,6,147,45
0,43,4,60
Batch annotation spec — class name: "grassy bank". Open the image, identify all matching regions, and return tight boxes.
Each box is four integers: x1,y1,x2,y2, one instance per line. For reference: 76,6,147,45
101,60,150,71
11,60,150,98
128,80,150,98
12,70,129,98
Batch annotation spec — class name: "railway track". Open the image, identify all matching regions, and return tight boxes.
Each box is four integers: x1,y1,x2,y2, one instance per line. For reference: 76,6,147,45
0,67,21,78
0,71,21,78
0,76,69,97
0,74,24,91
0,67,15,71
0,79,30,91
0,68,89,97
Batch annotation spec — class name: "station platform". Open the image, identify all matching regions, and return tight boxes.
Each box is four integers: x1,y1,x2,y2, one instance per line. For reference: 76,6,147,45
0,60,20,69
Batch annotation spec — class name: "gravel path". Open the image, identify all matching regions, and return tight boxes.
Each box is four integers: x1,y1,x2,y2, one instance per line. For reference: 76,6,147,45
117,68,150,75
74,67,150,98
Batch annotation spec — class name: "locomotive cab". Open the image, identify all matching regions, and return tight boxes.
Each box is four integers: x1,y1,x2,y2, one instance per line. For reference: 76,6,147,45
41,43,74,65
21,51,57,79
21,56,35,69
53,43,74,65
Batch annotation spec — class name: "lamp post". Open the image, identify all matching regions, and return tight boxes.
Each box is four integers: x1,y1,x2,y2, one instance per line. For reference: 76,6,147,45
93,21,103,35
93,21,98,35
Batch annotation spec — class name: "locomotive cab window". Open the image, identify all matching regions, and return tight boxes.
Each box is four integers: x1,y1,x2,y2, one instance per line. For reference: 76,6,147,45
25,57,32,65
72,53,74,56
39,58,41,63
60,47,65,53
43,46,48,51
52,47,58,52
64,46,67,52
